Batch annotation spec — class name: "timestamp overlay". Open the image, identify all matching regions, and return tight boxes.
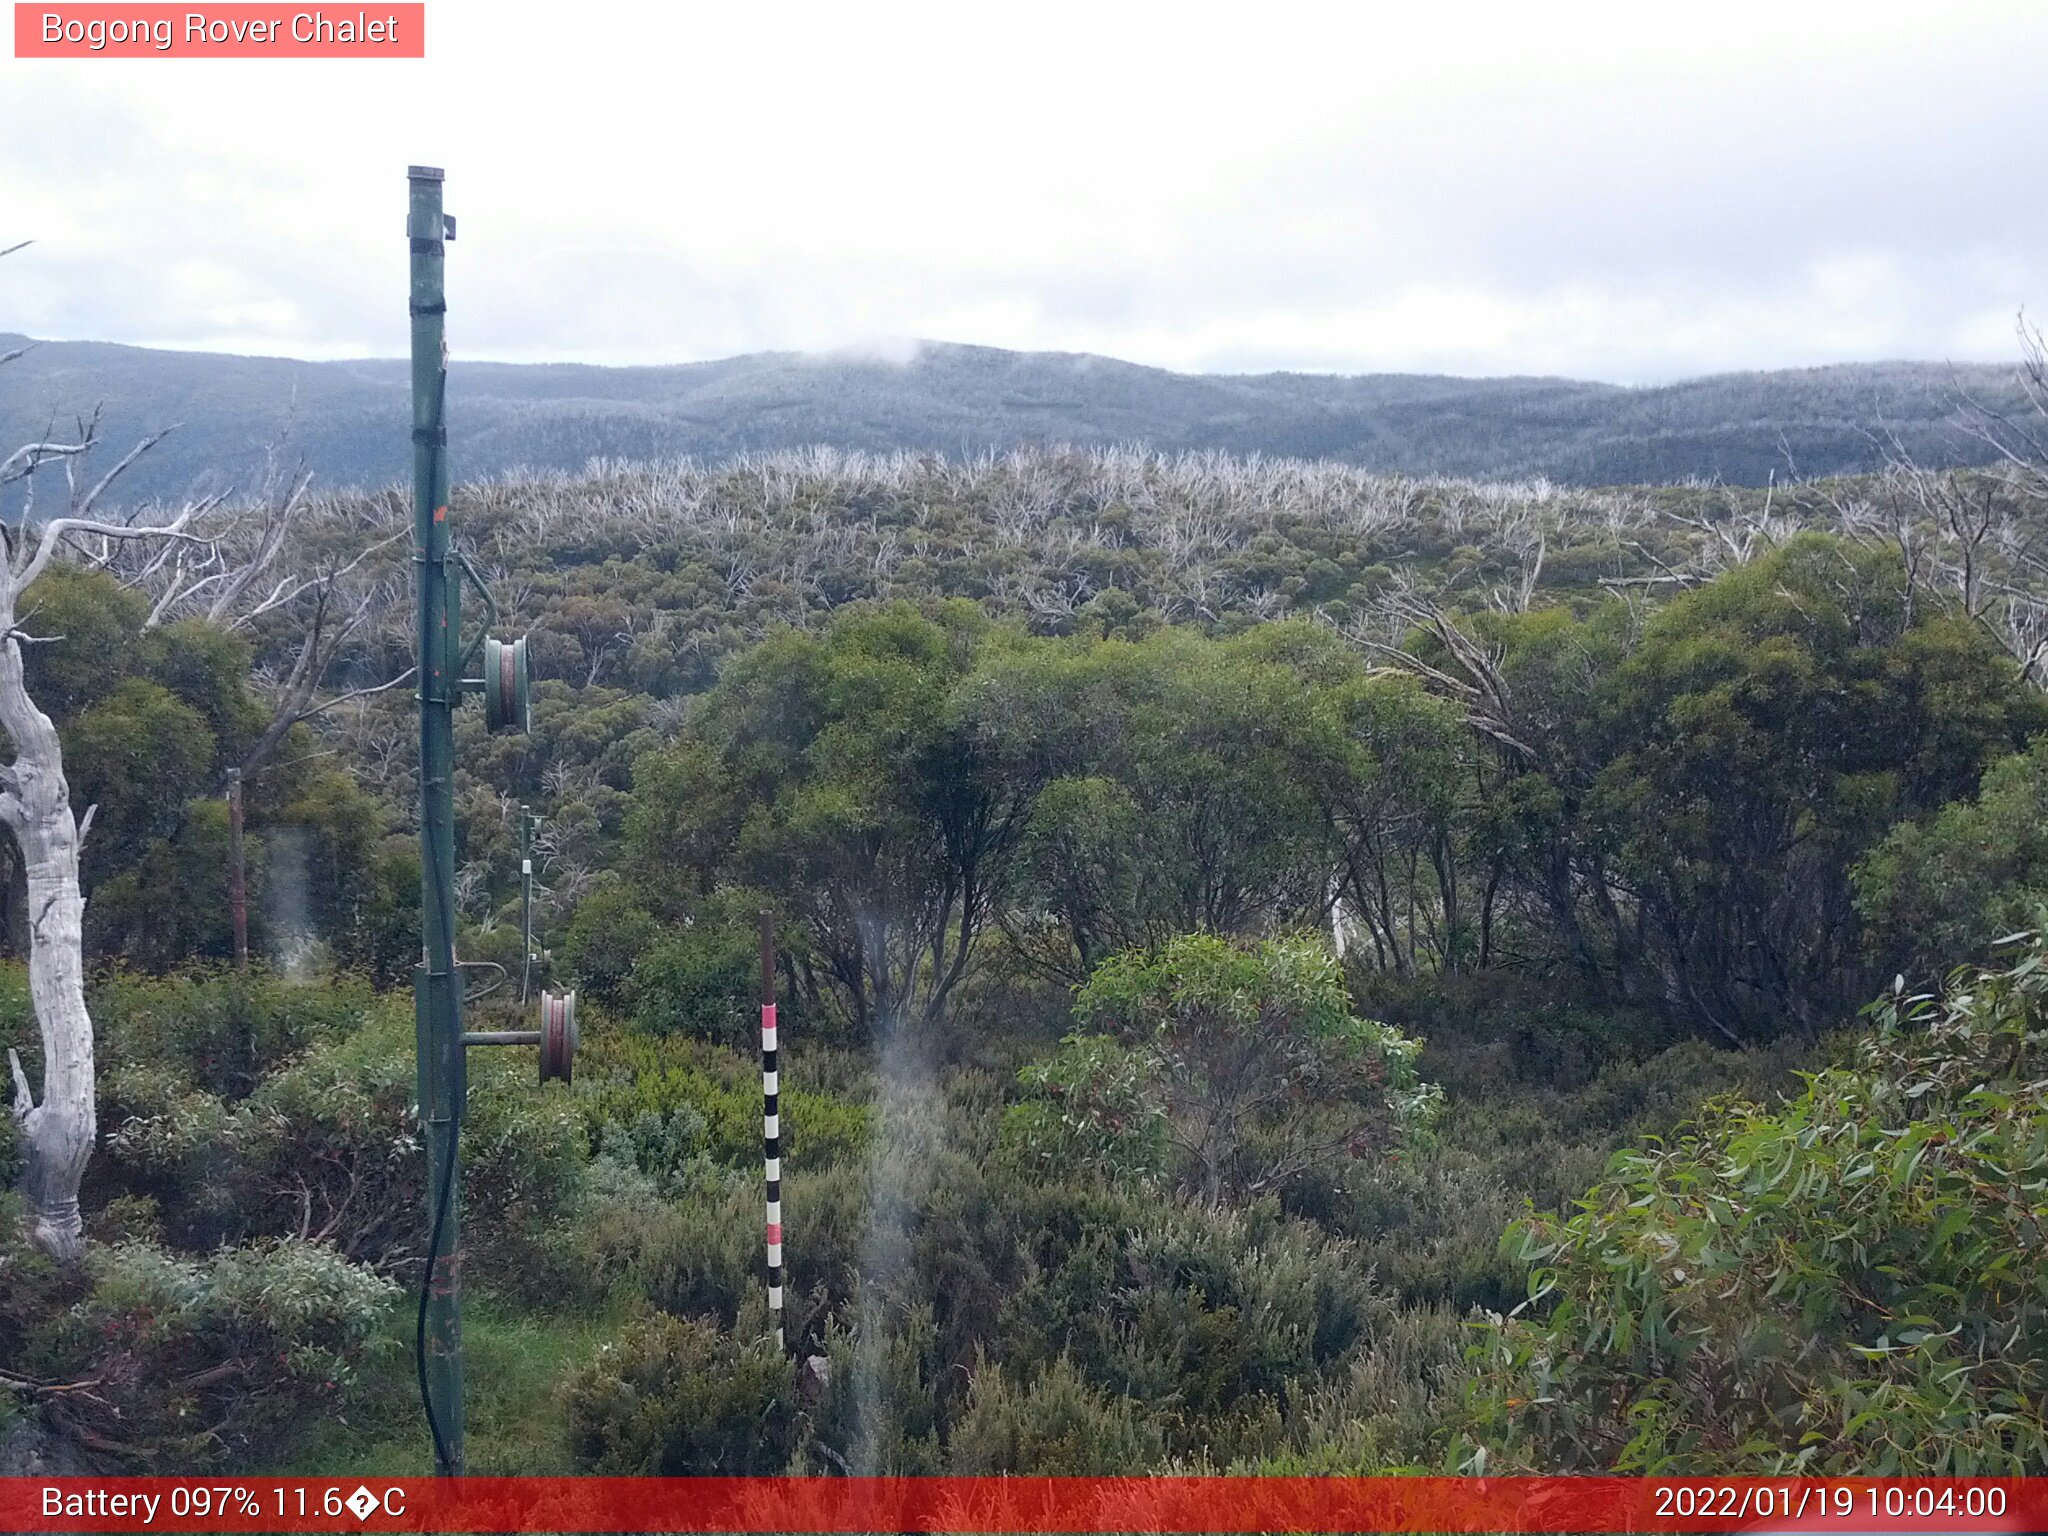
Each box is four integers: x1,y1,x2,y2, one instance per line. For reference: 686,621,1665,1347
1,1477,2044,1533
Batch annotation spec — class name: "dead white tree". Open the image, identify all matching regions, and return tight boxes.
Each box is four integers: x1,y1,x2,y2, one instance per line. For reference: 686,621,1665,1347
1353,580,1539,764
0,399,215,1261
1489,520,1547,614
102,457,417,780
1826,327,2048,689
1958,312,2048,506
92,462,417,976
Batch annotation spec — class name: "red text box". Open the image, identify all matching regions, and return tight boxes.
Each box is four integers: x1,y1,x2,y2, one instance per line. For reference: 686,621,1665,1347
3,1476,2046,1533
14,4,424,56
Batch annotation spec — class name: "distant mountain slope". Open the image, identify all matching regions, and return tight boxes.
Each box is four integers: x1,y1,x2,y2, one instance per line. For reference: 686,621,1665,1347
0,335,2021,503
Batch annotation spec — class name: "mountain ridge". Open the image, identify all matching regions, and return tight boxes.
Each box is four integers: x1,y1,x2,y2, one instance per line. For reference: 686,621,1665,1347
0,333,2020,503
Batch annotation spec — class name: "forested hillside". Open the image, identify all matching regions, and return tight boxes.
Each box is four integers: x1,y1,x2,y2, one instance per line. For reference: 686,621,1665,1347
5,440,2048,1478
0,335,2025,504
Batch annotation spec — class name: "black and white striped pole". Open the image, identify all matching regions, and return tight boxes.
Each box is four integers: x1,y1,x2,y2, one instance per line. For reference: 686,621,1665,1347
760,910,784,1352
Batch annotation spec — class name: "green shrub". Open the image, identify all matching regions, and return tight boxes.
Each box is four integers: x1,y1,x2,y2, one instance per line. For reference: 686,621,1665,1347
0,958,34,1033
903,1159,1389,1462
99,1062,235,1208
607,1173,758,1323
1007,933,1439,1205
1,961,38,1171
96,997,586,1296
946,1354,1166,1473
1000,1032,1169,1185
565,1311,797,1473
989,1193,1377,1449
25,1237,394,1467
1463,938,2048,1474
90,967,377,1097
233,1005,585,1286
1854,736,2048,978
1290,1148,1525,1313
605,1160,869,1330
1239,1302,1467,1473
1351,966,1681,1085
803,1302,946,1473
578,1031,869,1175
0,1191,73,1362
1265,986,1815,1318
627,889,774,1044
561,886,660,1009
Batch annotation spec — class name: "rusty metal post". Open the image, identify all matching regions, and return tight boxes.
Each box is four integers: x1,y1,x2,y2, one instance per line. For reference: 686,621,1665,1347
226,768,247,969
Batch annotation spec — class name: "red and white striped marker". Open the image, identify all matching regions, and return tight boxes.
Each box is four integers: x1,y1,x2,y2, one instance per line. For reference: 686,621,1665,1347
760,911,784,1352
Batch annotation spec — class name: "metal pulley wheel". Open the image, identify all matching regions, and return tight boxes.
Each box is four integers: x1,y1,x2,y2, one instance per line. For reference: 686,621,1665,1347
483,635,530,734
538,988,578,1084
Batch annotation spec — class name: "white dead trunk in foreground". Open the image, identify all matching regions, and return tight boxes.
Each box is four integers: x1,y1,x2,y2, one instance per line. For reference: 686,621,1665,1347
2,243,223,1260
0,328,211,1257
0,500,207,1262
1,621,94,1262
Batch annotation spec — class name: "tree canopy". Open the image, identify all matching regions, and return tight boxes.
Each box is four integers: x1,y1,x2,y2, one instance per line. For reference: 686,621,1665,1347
1005,932,1441,1205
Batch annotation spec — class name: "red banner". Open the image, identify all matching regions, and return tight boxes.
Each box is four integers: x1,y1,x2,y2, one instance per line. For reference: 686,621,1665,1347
3,1476,2045,1533
13,4,424,57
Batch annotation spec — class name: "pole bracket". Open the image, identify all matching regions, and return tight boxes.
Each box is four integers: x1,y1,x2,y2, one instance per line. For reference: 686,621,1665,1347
453,549,500,674
455,956,506,1003
460,991,578,1085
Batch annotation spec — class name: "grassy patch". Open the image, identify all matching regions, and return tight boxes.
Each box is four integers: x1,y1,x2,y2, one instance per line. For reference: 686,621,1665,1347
271,1291,623,1476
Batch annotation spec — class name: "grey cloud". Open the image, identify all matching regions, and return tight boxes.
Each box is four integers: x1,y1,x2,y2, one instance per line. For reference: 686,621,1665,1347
3,16,2043,383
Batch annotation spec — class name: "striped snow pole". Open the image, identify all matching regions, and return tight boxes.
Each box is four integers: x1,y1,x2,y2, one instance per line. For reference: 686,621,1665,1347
760,910,784,1351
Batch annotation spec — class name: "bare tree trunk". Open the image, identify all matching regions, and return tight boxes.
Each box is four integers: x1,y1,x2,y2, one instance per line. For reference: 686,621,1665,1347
0,257,213,1262
0,634,95,1264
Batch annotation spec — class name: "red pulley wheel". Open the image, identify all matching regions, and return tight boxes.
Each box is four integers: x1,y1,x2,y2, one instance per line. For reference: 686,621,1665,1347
539,989,578,1084
483,635,530,734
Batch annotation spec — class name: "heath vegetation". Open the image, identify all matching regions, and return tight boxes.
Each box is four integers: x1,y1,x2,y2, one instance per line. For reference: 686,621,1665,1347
7,368,2048,1473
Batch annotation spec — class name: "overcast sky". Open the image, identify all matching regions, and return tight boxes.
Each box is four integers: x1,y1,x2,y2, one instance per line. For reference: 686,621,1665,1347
2,0,2042,382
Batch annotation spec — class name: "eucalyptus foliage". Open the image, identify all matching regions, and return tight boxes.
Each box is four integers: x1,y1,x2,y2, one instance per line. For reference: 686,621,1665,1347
1006,934,1441,1203
1464,934,2048,1473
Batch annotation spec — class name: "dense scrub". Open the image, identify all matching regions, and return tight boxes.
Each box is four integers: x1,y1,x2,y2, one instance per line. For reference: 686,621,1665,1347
48,448,2048,1015
8,445,2048,1474
1465,937,2048,1474
590,541,2043,1048
0,947,1810,1474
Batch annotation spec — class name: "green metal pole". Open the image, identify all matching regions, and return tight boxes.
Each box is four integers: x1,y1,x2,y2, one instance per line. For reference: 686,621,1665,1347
408,163,464,1477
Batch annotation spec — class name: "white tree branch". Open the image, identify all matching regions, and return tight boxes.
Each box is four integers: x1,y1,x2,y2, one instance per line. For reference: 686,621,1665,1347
71,427,177,519
17,507,211,592
0,441,89,488
298,664,418,719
